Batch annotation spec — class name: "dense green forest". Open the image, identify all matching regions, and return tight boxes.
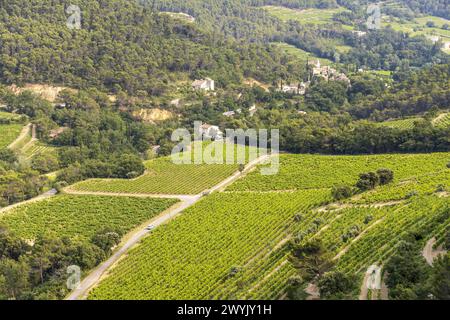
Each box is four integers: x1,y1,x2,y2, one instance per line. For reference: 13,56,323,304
0,0,301,94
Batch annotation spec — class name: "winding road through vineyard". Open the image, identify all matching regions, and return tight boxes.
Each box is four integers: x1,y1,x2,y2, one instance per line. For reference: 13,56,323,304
66,154,271,300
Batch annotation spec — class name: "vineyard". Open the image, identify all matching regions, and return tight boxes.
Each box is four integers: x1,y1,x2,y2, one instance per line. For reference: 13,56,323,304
0,195,177,242
433,112,450,128
70,158,239,195
0,111,21,120
228,152,450,192
88,190,332,300
22,141,57,160
377,117,424,130
70,143,260,195
0,123,25,148
87,151,449,300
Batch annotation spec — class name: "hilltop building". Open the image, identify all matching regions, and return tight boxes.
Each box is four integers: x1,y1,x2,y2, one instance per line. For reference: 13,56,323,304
308,60,351,85
199,124,223,140
278,82,309,95
192,78,215,91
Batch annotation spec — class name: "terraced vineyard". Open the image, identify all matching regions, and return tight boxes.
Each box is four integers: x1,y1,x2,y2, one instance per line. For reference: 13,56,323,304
337,196,449,274
88,190,332,300
87,151,449,300
0,111,21,120
0,195,177,242
228,153,450,192
0,123,25,148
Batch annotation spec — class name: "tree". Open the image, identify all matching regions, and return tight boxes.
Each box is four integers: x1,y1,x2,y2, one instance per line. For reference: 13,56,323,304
377,168,394,185
318,271,356,299
289,239,334,282
0,258,30,300
0,149,17,165
356,172,380,191
331,185,353,200
114,154,145,179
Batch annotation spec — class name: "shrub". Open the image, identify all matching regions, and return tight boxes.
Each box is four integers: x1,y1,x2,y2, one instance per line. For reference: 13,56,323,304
318,271,356,299
377,168,394,185
331,185,353,200
356,172,380,191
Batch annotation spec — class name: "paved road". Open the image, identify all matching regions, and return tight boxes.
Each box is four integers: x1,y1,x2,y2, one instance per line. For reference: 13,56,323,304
66,196,200,300
66,155,270,300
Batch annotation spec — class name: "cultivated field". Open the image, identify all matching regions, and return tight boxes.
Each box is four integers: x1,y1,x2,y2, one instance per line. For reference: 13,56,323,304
0,195,177,242
0,123,25,149
88,190,332,300
87,151,450,300
70,158,239,195
228,153,450,192
70,143,260,195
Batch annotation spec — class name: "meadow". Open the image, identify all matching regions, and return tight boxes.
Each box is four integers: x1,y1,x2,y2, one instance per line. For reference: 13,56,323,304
263,6,349,25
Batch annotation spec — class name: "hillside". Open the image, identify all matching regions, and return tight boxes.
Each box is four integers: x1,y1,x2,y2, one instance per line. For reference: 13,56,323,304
0,0,449,304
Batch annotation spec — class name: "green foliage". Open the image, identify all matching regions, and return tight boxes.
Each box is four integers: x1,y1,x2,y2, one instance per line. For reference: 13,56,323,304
331,185,353,200
71,157,239,195
318,271,356,299
0,124,24,149
0,195,177,242
229,153,448,192
88,190,331,299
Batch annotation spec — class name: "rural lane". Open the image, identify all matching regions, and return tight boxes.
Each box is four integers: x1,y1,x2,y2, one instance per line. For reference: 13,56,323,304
0,189,57,215
66,154,271,300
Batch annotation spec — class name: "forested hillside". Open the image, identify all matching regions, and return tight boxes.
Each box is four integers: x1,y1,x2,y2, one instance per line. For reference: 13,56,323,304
0,0,296,95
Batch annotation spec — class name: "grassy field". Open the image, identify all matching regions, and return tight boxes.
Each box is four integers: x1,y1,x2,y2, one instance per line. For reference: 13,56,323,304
0,123,25,149
0,111,21,120
263,6,349,25
0,195,177,242
88,150,450,300
433,112,450,128
383,15,450,44
376,117,425,129
272,42,334,65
